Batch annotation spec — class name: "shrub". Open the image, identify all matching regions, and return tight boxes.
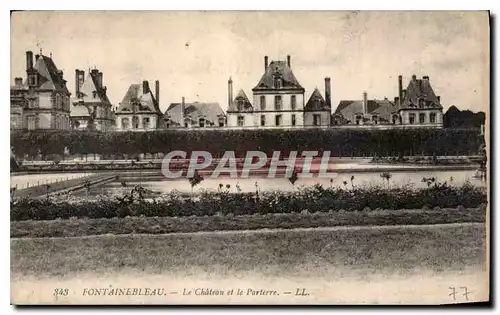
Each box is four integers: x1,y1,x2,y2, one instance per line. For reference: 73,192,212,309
10,182,487,221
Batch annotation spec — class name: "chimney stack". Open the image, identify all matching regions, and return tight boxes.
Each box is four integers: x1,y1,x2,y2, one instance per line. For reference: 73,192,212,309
423,75,429,80
14,77,23,86
26,51,33,70
394,96,399,106
228,77,233,108
287,55,291,67
264,55,268,71
398,75,403,106
181,97,186,127
324,77,331,107
97,72,103,88
155,80,160,106
75,69,85,97
363,91,368,114
142,80,149,94
412,74,417,81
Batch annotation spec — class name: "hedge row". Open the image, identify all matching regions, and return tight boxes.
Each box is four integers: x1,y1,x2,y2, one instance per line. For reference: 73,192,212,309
11,128,483,159
11,183,487,221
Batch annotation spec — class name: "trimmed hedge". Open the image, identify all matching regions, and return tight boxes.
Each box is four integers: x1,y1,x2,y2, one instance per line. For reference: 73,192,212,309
11,183,487,221
11,128,483,159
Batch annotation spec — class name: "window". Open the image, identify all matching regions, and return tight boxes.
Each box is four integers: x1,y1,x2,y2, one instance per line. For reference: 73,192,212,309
93,91,97,99
237,100,243,111
132,116,139,129
313,114,321,126
356,115,362,125
55,94,61,109
291,114,296,126
122,118,130,129
199,117,205,128
260,115,266,126
419,113,426,124
372,115,378,125
409,113,416,124
237,116,244,127
274,95,282,110
143,117,150,129
274,77,282,89
430,113,437,123
27,116,36,130
218,117,225,127
275,114,282,126
260,96,266,110
291,95,296,110
392,115,399,124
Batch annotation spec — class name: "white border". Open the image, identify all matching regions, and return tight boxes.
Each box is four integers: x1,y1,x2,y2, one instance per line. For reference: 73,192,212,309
2,1,497,314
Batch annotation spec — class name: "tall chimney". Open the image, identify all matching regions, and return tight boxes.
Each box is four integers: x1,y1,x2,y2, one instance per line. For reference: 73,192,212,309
363,91,368,114
324,77,331,107
97,72,103,88
142,80,149,94
287,55,291,67
155,80,160,106
398,75,403,105
26,51,33,70
75,69,81,96
264,55,268,71
181,97,186,127
228,77,233,108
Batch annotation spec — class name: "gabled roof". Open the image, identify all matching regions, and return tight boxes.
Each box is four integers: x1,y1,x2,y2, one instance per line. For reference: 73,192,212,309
73,70,111,105
252,60,304,91
34,55,70,94
305,88,330,111
164,102,225,126
228,89,253,112
401,76,442,109
116,83,161,115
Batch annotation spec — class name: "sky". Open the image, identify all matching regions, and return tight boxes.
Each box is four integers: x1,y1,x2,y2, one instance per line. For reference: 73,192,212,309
10,11,490,113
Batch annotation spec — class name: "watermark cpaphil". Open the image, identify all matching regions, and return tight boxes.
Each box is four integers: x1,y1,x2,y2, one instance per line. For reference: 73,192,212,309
160,150,333,179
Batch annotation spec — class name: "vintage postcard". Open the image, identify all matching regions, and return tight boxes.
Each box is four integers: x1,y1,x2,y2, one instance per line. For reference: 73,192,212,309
10,10,490,305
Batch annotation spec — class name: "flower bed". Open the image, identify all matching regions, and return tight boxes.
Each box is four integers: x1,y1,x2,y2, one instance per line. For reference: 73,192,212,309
11,182,487,221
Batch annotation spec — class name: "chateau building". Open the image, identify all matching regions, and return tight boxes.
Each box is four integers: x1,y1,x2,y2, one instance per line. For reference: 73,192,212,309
397,75,443,127
333,74,443,128
71,68,115,131
10,50,71,130
163,97,226,128
114,80,163,131
227,55,331,128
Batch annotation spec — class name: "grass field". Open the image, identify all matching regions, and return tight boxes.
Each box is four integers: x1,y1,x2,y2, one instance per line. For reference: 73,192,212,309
11,207,486,238
10,223,488,304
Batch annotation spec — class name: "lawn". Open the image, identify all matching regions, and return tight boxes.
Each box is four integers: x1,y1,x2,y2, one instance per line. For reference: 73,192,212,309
11,207,486,238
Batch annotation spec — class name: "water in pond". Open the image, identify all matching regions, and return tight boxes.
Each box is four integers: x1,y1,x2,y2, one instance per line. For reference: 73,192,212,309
82,169,485,196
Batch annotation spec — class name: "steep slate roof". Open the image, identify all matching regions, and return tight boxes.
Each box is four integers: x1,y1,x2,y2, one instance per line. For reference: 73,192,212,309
227,89,253,112
305,88,330,111
334,99,397,123
74,70,111,104
252,60,304,91
34,55,70,94
401,76,442,109
165,102,225,126
70,103,91,118
116,83,161,115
